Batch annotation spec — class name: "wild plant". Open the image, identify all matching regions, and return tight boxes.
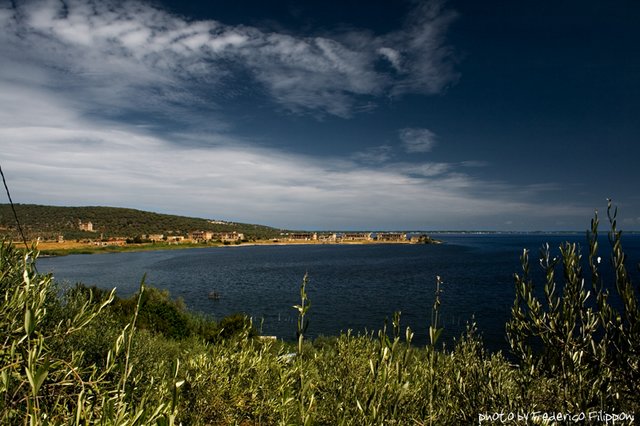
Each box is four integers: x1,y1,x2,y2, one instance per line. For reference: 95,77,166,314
506,200,640,412
178,325,295,425
293,272,315,425
0,241,112,423
426,275,443,425
0,241,178,424
604,202,640,400
346,311,414,425
437,321,523,423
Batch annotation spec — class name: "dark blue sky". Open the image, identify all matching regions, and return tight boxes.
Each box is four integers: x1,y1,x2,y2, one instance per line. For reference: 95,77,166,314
1,0,638,230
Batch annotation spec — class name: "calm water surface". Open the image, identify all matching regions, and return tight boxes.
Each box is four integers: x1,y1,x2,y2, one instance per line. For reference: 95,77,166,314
37,234,640,351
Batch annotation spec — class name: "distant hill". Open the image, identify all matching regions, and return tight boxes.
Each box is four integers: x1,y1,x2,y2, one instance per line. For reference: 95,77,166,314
0,204,284,241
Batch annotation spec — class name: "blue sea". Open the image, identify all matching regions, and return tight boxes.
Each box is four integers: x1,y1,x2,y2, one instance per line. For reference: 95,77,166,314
36,233,640,352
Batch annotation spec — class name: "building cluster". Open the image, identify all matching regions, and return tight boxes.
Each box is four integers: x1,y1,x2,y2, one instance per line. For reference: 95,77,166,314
78,220,95,232
73,219,243,244
140,234,185,243
208,220,234,225
190,231,245,242
63,219,429,246
283,232,409,242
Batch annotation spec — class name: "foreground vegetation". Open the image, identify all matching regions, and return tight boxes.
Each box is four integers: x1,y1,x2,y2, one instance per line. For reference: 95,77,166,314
1,204,639,424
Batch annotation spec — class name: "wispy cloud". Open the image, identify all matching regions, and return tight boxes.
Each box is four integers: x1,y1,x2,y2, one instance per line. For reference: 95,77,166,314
351,145,394,164
399,128,438,153
381,1,459,96
387,162,451,177
0,0,458,119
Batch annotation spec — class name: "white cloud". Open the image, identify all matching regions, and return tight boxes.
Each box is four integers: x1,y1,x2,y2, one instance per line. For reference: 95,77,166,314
382,1,459,95
399,128,437,153
389,162,450,177
0,85,589,230
1,0,458,118
378,47,402,71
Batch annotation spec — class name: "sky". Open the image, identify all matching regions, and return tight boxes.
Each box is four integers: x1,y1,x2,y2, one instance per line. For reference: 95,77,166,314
1,0,639,231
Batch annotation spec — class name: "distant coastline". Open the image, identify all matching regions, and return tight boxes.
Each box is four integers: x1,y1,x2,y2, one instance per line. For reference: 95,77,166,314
33,228,640,257
32,237,441,256
25,229,640,257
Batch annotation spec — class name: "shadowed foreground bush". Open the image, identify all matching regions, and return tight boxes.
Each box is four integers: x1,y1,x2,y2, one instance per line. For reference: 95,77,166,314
0,242,182,425
1,203,638,424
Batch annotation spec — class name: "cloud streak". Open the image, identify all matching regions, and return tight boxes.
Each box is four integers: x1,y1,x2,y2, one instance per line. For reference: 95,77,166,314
399,128,438,153
1,0,458,119
351,145,394,164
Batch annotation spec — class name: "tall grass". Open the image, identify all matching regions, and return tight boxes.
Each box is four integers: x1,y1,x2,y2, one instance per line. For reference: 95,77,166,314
0,242,179,425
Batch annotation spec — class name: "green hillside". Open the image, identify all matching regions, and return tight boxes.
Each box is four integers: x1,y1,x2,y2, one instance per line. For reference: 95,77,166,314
0,204,283,240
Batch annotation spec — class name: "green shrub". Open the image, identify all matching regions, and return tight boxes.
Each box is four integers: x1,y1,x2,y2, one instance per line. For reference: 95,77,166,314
0,241,179,425
506,200,640,413
215,313,257,342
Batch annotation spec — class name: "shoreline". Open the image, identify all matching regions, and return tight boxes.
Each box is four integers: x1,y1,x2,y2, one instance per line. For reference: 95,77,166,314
32,238,440,256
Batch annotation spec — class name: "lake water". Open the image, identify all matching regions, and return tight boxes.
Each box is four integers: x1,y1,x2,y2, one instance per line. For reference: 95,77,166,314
37,233,640,352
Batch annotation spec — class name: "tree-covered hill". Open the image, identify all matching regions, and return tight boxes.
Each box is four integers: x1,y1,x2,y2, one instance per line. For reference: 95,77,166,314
0,204,284,240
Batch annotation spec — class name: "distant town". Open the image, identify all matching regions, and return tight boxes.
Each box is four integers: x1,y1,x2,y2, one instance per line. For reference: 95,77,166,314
58,220,436,247
0,204,439,254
